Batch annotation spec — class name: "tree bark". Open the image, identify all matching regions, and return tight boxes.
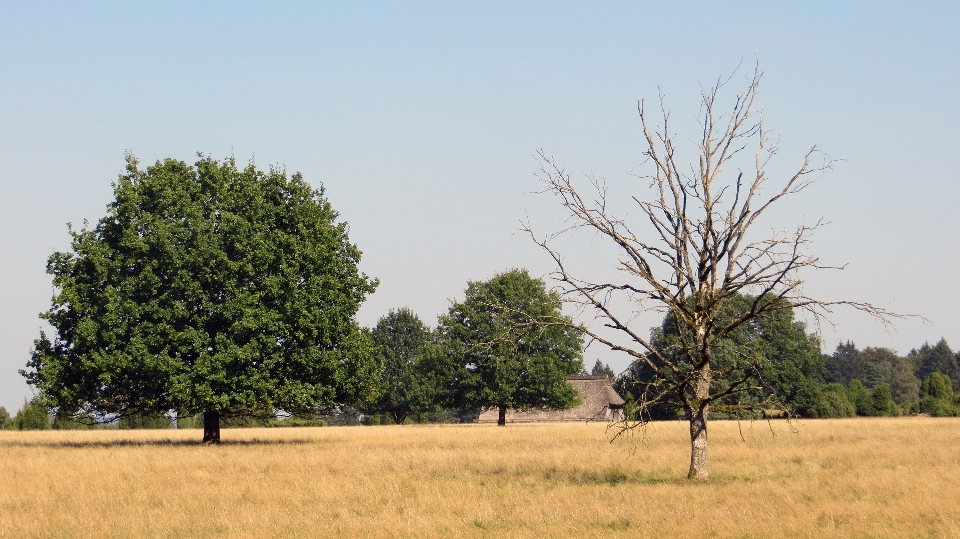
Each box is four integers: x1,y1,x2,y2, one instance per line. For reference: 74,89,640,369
688,404,709,480
202,411,220,443
497,405,507,426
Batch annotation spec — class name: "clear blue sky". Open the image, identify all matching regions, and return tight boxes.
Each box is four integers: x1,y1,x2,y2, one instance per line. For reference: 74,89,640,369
2,1,958,412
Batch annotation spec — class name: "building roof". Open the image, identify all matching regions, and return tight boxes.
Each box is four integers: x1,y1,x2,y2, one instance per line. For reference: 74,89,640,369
477,376,625,423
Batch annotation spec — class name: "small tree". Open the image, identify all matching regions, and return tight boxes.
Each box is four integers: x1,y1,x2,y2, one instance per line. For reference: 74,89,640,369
590,360,617,382
23,155,380,442
525,63,899,479
13,400,50,430
439,269,584,425
914,339,959,390
915,372,958,416
870,383,898,417
0,406,11,430
367,308,442,424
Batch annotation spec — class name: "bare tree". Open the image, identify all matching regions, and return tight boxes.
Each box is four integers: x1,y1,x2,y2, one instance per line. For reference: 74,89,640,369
524,63,901,480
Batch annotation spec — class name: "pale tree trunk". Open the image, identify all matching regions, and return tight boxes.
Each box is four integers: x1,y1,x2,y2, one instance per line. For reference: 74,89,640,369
202,411,220,443
688,362,710,480
497,405,507,426
688,404,709,480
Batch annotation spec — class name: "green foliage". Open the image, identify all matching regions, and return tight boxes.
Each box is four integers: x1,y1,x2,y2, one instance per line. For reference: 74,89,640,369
0,407,11,430
51,411,96,430
825,341,867,386
590,360,616,382
13,400,50,430
913,339,959,391
618,294,825,419
825,343,919,406
920,372,953,400
176,413,201,429
913,373,960,416
847,380,875,416
870,384,899,417
366,308,443,425
23,155,379,425
438,269,584,417
860,347,919,404
813,384,856,418
119,412,172,429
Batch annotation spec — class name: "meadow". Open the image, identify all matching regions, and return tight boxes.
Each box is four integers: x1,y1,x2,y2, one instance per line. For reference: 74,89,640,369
1,418,958,538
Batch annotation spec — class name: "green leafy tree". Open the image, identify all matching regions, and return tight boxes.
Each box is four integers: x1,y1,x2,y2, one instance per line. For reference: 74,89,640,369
367,308,443,424
813,384,856,418
871,383,899,417
825,341,867,386
914,372,959,416
618,294,825,420
913,339,959,390
23,155,380,442
859,347,919,404
13,400,50,430
439,269,584,426
0,407,11,430
846,380,875,416
119,412,172,429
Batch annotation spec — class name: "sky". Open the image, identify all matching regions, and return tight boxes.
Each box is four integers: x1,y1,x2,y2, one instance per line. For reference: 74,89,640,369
1,1,958,413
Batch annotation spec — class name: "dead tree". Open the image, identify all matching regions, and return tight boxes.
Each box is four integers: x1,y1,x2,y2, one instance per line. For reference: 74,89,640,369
524,63,901,480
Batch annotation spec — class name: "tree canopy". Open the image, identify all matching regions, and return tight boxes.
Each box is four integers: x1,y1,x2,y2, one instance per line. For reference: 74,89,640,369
366,308,443,424
438,269,584,425
23,155,380,441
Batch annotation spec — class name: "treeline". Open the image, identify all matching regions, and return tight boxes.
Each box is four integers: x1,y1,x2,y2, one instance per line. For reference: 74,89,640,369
8,269,584,430
9,271,959,429
611,336,960,421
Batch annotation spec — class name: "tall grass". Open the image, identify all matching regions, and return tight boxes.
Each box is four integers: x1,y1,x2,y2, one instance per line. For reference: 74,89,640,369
1,418,957,538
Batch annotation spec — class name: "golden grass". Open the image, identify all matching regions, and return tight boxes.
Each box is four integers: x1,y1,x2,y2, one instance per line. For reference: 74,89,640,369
1,418,958,538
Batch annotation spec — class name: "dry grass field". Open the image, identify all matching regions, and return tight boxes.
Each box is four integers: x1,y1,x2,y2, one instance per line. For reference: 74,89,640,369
1,418,958,538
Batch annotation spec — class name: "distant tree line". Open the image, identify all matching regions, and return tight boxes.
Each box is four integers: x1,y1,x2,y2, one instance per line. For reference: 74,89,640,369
10,288,959,431
609,299,960,420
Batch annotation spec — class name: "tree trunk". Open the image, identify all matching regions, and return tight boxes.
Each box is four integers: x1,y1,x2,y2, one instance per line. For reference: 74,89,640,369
688,404,709,480
497,405,507,426
202,411,220,443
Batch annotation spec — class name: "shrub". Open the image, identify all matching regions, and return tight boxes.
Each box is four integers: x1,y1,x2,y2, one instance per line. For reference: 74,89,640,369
813,384,856,418
0,406,10,430
911,373,960,416
847,380,876,416
52,412,96,430
920,372,953,400
871,383,899,417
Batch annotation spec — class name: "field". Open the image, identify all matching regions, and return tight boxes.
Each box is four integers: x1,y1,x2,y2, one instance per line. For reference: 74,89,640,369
1,418,958,538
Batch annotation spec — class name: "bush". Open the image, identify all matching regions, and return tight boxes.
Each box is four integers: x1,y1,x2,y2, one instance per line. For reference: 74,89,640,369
13,400,50,430
911,373,960,416
920,372,953,400
52,412,96,430
0,406,10,430
118,412,171,429
871,383,900,417
847,380,876,416
813,384,856,418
